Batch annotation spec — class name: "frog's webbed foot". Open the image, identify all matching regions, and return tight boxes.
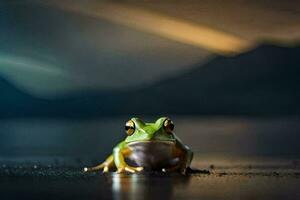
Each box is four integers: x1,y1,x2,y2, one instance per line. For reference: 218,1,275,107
161,165,188,175
116,165,143,173
161,165,180,173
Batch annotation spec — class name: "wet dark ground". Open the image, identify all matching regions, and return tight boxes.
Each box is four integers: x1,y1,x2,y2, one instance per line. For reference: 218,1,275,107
1,166,300,200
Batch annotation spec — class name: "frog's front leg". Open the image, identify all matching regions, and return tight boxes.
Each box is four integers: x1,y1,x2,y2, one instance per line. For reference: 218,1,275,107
175,145,193,175
84,154,115,173
114,141,143,173
167,140,193,174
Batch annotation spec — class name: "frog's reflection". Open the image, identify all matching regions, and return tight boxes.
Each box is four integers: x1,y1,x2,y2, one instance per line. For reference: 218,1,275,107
107,173,190,200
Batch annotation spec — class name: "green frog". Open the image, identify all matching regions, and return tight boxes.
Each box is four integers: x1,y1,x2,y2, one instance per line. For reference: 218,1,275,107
84,117,193,173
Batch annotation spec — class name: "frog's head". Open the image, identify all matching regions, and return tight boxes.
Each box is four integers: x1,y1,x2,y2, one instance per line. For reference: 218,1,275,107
124,117,176,144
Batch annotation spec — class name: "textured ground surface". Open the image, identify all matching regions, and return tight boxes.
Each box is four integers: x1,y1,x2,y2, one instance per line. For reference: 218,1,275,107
1,166,300,200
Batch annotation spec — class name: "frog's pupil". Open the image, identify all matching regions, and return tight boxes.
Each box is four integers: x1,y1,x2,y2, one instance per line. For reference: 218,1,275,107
164,119,174,132
125,120,135,135
169,123,174,130
125,125,133,130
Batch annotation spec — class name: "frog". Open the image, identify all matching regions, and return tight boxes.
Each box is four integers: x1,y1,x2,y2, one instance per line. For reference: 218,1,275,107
84,117,193,174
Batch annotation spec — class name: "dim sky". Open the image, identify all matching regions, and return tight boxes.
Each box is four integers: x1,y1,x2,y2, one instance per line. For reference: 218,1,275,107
0,0,299,97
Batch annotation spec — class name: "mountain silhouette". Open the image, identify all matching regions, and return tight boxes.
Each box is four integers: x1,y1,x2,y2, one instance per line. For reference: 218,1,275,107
0,43,300,118
121,44,300,116
0,77,118,118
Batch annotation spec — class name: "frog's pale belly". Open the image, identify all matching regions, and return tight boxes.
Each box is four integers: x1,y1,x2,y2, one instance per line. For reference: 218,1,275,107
126,141,180,170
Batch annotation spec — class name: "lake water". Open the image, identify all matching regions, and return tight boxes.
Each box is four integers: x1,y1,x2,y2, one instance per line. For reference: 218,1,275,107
0,116,300,169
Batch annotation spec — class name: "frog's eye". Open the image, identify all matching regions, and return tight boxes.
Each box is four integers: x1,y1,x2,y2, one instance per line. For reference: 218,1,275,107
163,119,174,133
125,120,135,136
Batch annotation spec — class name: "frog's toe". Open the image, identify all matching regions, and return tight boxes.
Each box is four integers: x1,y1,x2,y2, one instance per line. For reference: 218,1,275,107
132,166,144,172
102,166,109,173
83,167,93,172
116,167,126,173
117,166,143,173
180,168,187,175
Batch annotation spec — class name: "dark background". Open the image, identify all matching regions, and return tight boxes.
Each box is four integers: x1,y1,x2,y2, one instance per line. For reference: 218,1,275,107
1,0,300,169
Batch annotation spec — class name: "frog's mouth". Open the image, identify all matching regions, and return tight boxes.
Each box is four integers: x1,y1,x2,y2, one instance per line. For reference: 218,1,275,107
126,140,175,146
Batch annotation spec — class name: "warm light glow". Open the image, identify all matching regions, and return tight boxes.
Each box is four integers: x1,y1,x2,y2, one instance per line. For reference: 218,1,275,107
48,1,252,55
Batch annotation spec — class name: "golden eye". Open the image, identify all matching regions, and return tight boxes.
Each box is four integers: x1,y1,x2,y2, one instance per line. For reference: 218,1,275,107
125,120,135,136
163,119,174,133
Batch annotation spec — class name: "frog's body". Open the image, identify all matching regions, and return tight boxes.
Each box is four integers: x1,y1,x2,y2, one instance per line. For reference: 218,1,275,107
84,117,193,173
